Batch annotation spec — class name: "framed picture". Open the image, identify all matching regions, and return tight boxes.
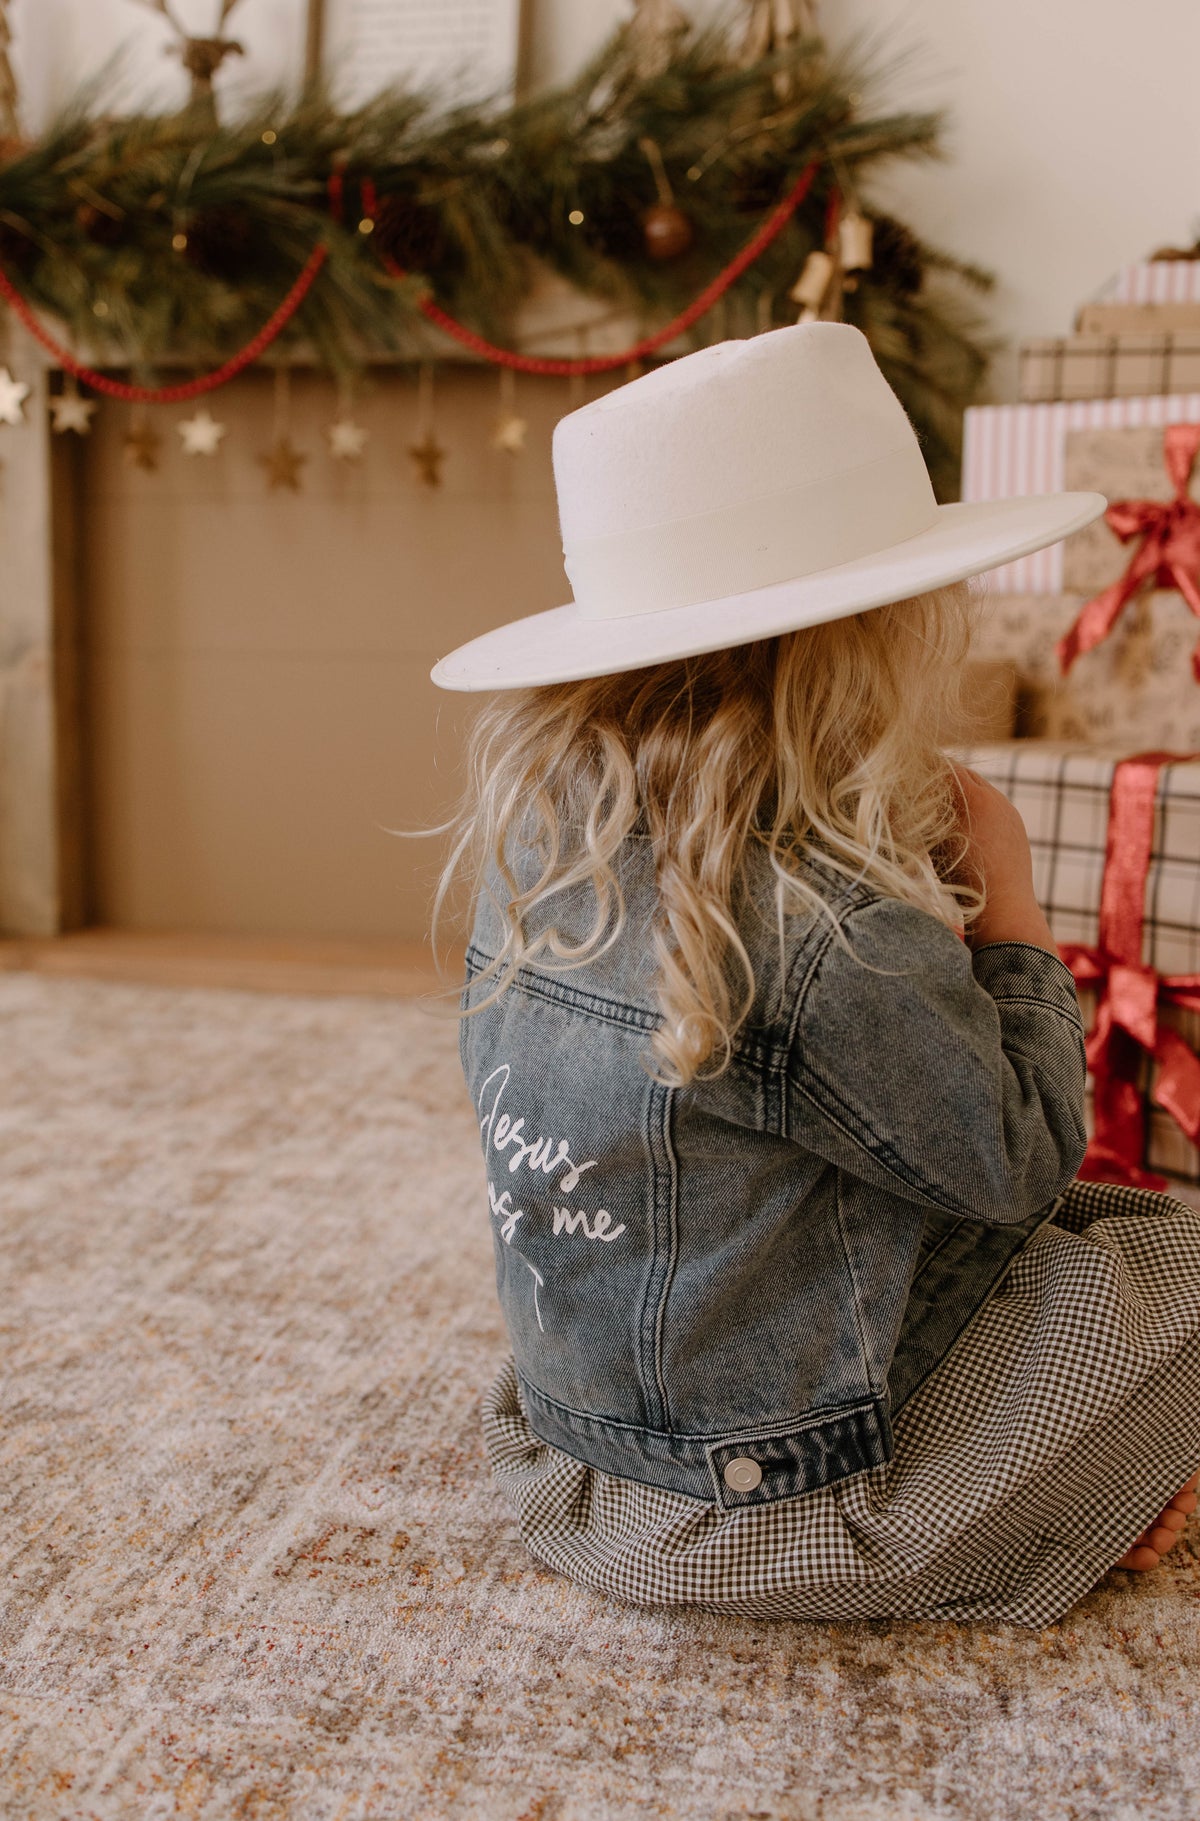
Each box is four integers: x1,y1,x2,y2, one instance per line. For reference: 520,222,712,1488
306,0,526,106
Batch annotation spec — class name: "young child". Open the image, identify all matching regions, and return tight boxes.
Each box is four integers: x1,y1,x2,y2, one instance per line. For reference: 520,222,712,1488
431,323,1200,1628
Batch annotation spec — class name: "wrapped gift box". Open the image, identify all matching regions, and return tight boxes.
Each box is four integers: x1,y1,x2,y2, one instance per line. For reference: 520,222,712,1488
970,589,1200,748
1026,659,1200,749
1019,332,1200,402
1075,302,1200,336
1059,422,1200,593
1105,260,1200,306
960,395,1200,593
953,743,1200,1191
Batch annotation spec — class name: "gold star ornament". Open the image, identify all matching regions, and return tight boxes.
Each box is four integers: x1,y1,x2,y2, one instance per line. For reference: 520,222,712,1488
177,408,227,456
326,417,369,462
50,388,98,435
490,411,528,455
123,421,163,471
258,438,307,491
0,366,31,426
408,429,446,488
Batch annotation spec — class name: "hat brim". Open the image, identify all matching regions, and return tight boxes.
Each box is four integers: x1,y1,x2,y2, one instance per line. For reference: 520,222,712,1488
430,490,1107,692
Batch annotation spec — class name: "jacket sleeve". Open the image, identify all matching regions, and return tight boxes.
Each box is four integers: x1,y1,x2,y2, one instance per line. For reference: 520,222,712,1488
785,895,1089,1226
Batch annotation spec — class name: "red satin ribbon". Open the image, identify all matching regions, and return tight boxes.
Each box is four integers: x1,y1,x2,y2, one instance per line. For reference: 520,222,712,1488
1057,751,1200,1189
1057,421,1200,680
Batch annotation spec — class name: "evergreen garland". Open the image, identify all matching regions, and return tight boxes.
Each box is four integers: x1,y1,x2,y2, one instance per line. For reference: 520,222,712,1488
0,16,997,499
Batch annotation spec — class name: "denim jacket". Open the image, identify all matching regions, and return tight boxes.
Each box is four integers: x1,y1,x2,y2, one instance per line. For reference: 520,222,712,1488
460,834,1089,1512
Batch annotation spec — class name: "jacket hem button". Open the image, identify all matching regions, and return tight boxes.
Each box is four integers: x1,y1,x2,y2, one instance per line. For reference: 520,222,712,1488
723,1457,763,1492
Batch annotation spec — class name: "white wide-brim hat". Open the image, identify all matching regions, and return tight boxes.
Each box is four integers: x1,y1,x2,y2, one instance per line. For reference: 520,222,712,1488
431,322,1105,692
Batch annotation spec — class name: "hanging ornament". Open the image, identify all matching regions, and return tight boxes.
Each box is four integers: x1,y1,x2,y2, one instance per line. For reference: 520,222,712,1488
639,136,694,262
642,204,694,260
130,0,247,123
124,411,162,470
408,362,446,488
490,368,527,455
738,0,822,99
838,210,873,273
0,363,29,425
326,414,369,461
177,406,227,455
789,186,846,322
789,248,835,321
409,429,446,487
259,440,306,489
625,0,691,81
258,367,307,491
49,378,97,435
837,209,873,292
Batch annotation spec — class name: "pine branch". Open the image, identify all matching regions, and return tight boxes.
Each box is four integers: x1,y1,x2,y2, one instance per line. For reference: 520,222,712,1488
0,13,996,432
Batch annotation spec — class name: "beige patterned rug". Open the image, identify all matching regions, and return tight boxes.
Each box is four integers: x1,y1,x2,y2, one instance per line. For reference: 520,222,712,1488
3,972,1199,1821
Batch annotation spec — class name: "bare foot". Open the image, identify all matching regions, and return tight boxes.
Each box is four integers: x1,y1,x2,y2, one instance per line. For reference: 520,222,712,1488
1114,1471,1199,1572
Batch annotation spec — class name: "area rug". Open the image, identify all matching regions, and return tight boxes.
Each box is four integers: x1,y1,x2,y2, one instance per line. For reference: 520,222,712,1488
2,972,1199,1821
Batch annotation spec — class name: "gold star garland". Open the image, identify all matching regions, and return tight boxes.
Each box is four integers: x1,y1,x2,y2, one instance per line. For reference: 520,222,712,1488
28,359,637,480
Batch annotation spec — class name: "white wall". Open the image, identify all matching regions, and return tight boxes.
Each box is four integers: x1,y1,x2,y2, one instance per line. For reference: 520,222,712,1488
10,0,1200,401
824,0,1200,397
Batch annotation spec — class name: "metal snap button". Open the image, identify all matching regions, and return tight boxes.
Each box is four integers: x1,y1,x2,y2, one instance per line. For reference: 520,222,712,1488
723,1456,763,1492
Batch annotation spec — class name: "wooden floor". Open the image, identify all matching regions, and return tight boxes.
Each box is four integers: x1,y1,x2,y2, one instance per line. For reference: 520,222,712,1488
0,929,461,999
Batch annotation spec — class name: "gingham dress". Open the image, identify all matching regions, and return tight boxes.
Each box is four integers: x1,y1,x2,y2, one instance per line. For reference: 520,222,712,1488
483,1178,1200,1629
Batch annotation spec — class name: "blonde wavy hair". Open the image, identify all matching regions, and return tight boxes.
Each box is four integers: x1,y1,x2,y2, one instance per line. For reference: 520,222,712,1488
434,580,984,1086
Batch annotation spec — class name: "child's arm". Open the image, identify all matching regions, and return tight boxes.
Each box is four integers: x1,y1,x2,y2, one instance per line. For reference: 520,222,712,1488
784,893,1088,1228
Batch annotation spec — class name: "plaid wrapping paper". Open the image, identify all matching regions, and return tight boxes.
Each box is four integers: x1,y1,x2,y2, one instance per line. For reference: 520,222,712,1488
952,743,1200,1187
960,394,1200,594
1019,332,1200,403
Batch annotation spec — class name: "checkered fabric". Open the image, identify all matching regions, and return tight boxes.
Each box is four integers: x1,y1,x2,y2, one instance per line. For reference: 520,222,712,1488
483,1179,1200,1629
955,744,1200,1186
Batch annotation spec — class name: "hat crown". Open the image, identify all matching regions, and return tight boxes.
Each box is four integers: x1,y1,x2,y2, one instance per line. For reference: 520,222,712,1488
550,323,939,620
555,323,917,538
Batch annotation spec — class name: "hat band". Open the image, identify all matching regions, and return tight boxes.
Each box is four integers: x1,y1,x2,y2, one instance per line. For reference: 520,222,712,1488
563,444,939,621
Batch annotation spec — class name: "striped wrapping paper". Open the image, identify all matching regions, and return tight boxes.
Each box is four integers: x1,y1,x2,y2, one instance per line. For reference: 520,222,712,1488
1109,261,1200,304
960,393,1200,592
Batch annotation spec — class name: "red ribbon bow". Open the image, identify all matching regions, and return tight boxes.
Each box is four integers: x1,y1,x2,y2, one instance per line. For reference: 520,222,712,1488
1057,422,1200,679
1057,752,1200,1189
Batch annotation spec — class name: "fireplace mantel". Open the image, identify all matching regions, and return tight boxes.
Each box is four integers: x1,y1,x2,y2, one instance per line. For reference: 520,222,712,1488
0,272,685,936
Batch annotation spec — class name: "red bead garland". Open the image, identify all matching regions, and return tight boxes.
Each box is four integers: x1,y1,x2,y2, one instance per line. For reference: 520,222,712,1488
362,162,821,376
0,159,822,398
0,244,328,403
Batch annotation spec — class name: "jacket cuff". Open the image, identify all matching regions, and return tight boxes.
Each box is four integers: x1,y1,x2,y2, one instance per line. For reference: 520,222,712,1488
970,940,1083,1018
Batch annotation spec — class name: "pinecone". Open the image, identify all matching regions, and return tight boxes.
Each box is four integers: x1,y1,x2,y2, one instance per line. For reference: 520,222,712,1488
75,200,126,247
181,205,256,281
870,215,924,296
371,190,448,275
